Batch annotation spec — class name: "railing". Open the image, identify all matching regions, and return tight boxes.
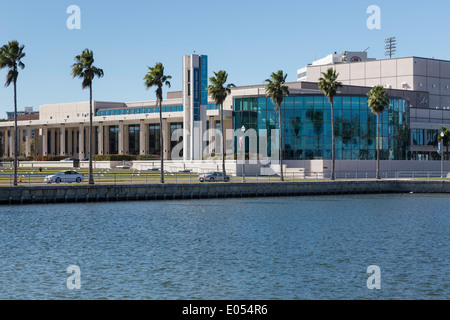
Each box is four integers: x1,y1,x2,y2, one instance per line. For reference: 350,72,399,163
0,169,448,187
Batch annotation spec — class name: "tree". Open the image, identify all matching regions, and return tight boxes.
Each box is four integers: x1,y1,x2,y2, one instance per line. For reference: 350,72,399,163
71,49,104,185
318,68,342,180
438,126,450,160
144,62,172,184
265,70,289,181
0,40,25,186
206,70,235,178
367,85,390,180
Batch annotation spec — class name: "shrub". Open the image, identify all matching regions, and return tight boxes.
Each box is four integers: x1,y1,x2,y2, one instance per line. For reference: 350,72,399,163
92,154,137,161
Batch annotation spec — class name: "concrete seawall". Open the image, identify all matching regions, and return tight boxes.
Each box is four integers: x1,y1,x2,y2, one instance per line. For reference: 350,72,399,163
1,180,449,205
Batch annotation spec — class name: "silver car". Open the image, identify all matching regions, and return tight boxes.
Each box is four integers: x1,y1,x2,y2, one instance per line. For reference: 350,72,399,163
198,171,231,182
44,170,85,184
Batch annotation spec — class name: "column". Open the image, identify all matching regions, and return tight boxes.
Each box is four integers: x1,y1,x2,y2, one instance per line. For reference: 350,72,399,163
49,128,56,155
18,127,24,156
163,119,171,160
104,125,110,154
2,129,8,157
67,128,73,156
118,121,124,154
26,126,32,157
60,124,66,156
140,120,147,155
123,124,129,154
79,124,85,159
98,122,104,155
73,128,78,156
9,127,15,157
42,126,48,156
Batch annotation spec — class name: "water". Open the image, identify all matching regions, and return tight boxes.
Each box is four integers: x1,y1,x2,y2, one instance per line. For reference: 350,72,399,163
0,194,448,300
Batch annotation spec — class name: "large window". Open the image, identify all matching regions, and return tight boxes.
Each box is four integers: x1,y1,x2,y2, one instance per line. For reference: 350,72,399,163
148,124,161,155
234,95,410,161
109,126,119,154
128,125,140,155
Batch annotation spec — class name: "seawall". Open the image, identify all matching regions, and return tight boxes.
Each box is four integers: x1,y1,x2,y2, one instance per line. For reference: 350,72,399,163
1,180,449,205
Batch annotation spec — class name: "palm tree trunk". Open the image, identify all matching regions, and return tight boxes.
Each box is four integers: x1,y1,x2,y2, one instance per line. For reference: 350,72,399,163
89,85,94,185
221,103,226,176
13,78,18,186
159,97,164,184
331,100,335,180
376,114,380,180
278,105,284,182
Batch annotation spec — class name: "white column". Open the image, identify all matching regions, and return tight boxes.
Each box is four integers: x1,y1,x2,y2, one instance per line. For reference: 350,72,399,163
18,127,24,156
67,128,73,156
60,124,66,156
26,126,31,157
104,125,110,154
140,120,146,155
98,122,104,155
79,124,85,159
118,121,124,154
42,126,48,156
164,119,171,160
123,124,129,154
9,128,15,157
49,128,55,155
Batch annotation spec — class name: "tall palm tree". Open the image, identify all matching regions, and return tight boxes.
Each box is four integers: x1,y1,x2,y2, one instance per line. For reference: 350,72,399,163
144,62,172,184
206,70,235,177
265,70,289,181
367,85,390,180
0,40,25,187
71,49,104,185
318,68,342,180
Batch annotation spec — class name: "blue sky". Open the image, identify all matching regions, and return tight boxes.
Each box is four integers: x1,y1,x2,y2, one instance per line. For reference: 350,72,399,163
1,0,450,116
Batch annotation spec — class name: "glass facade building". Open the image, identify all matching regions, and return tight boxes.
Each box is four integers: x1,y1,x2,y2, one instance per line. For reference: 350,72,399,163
233,95,409,161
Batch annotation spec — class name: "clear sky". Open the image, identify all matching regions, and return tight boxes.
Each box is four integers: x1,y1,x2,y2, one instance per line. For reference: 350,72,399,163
1,0,450,117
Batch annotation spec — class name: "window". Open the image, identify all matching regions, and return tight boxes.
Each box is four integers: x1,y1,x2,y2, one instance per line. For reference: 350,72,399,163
413,129,424,145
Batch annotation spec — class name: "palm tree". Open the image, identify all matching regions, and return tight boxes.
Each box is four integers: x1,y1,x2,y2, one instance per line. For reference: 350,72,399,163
144,62,172,184
318,68,342,180
0,40,25,187
206,70,235,177
71,49,104,185
265,70,289,181
367,85,390,180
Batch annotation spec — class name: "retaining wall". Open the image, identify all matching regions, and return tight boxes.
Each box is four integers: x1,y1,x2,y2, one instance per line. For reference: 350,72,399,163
0,180,449,205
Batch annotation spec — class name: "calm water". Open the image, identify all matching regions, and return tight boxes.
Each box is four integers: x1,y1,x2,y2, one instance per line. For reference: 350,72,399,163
0,194,448,300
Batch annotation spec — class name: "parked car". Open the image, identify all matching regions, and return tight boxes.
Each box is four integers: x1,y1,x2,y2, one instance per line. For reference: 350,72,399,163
60,158,76,162
44,171,85,184
198,171,231,182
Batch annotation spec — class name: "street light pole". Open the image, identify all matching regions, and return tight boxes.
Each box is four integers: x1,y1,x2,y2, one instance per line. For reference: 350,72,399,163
241,125,245,183
441,131,445,179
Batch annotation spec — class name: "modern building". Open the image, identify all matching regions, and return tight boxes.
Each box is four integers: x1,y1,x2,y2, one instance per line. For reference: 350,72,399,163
0,52,450,176
298,51,450,160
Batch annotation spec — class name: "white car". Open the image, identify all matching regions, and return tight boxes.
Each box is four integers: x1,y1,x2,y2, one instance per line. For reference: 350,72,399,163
44,170,85,184
198,172,231,182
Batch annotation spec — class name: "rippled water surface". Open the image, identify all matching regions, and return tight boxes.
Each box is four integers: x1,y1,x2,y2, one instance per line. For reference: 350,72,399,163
0,194,448,300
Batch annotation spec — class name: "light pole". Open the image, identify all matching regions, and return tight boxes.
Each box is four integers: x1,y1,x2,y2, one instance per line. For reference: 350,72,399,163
241,125,245,183
441,131,445,179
